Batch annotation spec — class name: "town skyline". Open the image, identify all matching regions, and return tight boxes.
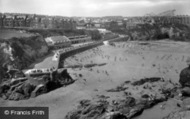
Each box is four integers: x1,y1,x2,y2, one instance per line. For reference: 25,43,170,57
0,0,190,17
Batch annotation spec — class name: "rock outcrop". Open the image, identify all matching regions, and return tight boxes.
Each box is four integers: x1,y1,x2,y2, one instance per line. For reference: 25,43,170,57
179,66,190,87
0,69,74,100
65,77,179,119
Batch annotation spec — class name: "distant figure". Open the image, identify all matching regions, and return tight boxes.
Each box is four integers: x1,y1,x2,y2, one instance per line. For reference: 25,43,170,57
179,57,190,87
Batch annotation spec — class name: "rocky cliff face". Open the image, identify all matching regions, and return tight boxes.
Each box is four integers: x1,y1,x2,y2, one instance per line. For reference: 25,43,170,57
0,35,49,82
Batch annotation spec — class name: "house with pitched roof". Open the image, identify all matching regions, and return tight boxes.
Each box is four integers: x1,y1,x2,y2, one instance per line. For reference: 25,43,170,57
45,36,71,49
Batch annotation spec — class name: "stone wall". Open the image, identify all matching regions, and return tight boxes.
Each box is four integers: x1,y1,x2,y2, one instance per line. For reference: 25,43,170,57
58,36,121,68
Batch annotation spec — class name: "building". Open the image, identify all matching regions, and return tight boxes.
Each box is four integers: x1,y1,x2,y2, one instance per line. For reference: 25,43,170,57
108,21,124,30
117,20,124,26
45,36,71,49
125,17,146,29
30,15,45,29
97,29,111,35
68,35,91,44
14,15,26,27
94,23,101,28
76,22,86,29
86,22,94,29
25,15,33,27
0,13,3,28
3,14,14,28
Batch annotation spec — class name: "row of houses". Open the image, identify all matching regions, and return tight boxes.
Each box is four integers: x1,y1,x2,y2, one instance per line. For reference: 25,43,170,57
1,13,190,30
0,13,77,30
0,13,125,30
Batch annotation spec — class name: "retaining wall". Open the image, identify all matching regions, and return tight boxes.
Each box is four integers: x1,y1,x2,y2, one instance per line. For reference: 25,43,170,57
57,36,125,68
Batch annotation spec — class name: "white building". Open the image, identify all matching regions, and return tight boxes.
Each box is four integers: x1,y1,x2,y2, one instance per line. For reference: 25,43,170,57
45,36,71,49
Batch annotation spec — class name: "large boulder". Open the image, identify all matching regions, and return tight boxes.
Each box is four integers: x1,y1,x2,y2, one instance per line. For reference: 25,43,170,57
103,112,127,119
112,97,136,112
8,92,25,101
65,100,108,119
179,67,190,87
30,84,47,98
181,87,190,97
127,105,144,119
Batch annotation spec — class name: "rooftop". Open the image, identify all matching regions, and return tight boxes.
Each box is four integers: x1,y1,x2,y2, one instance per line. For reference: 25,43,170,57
45,36,70,45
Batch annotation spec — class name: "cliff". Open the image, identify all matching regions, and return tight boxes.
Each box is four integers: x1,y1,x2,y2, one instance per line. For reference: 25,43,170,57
112,24,190,41
0,34,49,82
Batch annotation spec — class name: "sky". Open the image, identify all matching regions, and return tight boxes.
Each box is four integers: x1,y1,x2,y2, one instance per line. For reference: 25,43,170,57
0,0,189,17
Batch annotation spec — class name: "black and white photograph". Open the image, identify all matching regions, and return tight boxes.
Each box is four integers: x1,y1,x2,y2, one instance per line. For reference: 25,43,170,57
0,0,190,119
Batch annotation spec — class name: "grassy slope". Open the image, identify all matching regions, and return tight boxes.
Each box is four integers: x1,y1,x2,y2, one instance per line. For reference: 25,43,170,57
0,29,35,40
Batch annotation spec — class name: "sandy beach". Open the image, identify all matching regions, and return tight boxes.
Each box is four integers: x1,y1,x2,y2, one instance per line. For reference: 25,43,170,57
1,39,190,119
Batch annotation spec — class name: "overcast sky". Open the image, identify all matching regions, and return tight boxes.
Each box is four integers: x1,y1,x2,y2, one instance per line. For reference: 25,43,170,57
0,0,189,17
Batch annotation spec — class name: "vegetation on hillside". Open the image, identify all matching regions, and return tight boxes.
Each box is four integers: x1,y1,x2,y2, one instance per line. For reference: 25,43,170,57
27,29,103,41
27,29,86,38
110,23,190,41
85,30,102,40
